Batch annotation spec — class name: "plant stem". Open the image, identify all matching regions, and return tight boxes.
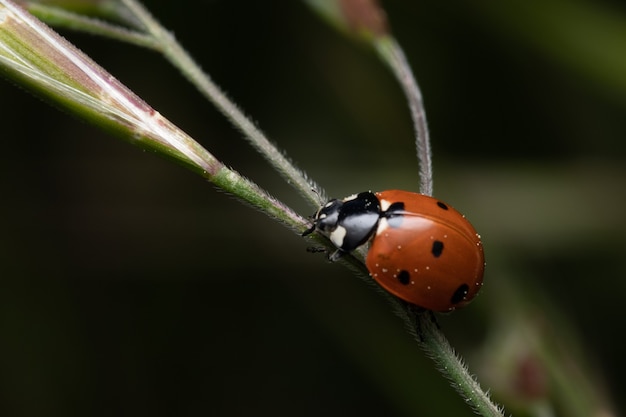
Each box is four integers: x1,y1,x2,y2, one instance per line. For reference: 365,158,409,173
412,309,505,416
2,2,505,415
0,0,307,236
26,2,159,49
119,0,325,208
375,36,433,196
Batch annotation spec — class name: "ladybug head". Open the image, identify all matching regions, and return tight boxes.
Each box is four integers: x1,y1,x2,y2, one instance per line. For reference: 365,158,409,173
312,199,343,234
301,199,342,238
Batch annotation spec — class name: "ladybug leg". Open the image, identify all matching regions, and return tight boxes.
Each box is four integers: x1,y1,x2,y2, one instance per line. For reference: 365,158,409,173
305,246,346,263
303,224,323,254
406,304,433,341
328,249,344,262
306,246,327,254
427,310,441,330
306,246,345,261
407,305,425,341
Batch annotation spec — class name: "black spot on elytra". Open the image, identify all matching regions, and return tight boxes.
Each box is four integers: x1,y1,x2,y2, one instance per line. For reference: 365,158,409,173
387,202,405,213
436,201,448,210
451,284,469,304
397,270,410,285
431,240,444,257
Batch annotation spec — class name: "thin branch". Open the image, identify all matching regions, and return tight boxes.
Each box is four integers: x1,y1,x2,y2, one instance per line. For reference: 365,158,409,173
26,2,159,49
412,309,506,417
375,36,433,196
119,0,326,207
0,0,306,236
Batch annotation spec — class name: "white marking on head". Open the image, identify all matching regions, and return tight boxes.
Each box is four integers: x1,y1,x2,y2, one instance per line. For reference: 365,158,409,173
329,226,346,248
342,193,359,202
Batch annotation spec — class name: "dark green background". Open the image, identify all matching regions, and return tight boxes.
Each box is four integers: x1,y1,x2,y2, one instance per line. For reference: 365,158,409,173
1,1,624,416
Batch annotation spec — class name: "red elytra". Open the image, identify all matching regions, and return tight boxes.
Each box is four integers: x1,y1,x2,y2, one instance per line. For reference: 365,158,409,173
366,190,484,311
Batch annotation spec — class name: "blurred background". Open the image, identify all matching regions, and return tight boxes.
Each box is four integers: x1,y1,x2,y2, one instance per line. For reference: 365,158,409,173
1,0,624,416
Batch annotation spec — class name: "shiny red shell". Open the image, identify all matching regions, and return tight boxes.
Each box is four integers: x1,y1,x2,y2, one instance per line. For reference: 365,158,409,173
366,190,484,312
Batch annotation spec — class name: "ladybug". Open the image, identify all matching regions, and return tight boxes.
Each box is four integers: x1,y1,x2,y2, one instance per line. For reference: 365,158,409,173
303,190,484,312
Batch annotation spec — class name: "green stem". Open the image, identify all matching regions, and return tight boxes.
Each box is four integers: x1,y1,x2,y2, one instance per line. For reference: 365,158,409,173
0,0,306,236
413,309,505,417
375,37,433,196
26,2,159,49
119,0,325,207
